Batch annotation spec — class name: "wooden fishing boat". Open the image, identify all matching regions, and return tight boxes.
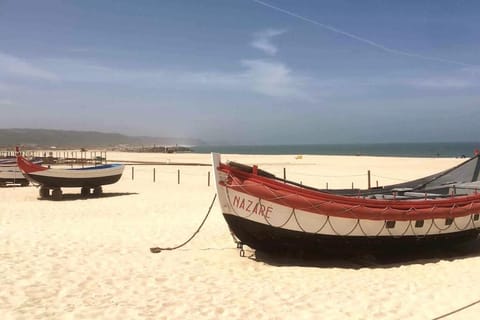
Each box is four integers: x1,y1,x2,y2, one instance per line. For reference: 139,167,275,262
16,149,124,200
212,153,480,254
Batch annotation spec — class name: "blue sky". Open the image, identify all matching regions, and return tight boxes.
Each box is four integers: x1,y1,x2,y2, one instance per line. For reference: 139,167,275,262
1,0,479,144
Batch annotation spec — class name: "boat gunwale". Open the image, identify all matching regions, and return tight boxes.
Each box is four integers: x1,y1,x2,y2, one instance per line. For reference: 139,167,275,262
218,162,480,210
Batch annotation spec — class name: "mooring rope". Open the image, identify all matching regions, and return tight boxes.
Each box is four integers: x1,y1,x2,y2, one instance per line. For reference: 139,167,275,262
150,194,217,253
432,298,480,319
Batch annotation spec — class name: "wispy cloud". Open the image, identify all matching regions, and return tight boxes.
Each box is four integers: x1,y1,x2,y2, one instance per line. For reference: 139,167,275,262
460,66,480,76
252,0,477,67
241,59,311,99
408,77,476,89
251,28,286,55
0,98,15,106
0,52,58,81
39,57,316,100
404,67,480,89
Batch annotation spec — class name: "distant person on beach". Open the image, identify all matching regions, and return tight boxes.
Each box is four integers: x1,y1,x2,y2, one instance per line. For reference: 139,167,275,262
475,148,480,156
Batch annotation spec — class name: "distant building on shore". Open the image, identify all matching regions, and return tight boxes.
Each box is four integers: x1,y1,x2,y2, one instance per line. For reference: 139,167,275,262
113,144,192,153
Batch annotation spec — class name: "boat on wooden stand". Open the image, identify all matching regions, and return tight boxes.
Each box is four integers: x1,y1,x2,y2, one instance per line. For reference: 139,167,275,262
16,148,124,200
211,153,480,255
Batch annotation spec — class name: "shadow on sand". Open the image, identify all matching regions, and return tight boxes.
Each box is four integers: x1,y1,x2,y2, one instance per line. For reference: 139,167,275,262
38,192,138,201
250,238,480,269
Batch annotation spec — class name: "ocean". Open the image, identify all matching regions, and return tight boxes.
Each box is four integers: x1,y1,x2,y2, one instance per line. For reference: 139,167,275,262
192,142,480,158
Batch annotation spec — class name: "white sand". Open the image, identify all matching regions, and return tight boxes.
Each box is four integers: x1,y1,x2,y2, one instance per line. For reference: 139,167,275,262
2,152,480,319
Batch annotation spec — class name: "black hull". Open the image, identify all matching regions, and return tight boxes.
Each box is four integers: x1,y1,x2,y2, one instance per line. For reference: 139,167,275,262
25,173,123,188
224,214,480,254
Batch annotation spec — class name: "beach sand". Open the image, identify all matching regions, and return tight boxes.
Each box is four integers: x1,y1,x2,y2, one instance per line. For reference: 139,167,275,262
2,152,480,319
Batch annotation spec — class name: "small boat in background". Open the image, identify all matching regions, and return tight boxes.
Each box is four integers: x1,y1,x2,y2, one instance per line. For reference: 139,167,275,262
0,158,16,166
212,153,480,255
0,157,42,186
16,148,124,200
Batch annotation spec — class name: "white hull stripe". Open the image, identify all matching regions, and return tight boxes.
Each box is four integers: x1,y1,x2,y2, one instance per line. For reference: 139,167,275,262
29,166,124,179
220,185,480,237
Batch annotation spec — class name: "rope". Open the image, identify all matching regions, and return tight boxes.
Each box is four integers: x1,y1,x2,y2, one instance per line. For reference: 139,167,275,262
371,174,409,182
150,194,217,253
287,170,366,178
432,298,480,319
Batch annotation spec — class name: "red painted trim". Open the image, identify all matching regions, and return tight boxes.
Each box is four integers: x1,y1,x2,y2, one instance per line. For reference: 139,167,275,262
218,163,480,221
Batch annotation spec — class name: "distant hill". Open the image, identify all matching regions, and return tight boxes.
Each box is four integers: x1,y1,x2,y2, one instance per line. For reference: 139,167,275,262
0,129,205,148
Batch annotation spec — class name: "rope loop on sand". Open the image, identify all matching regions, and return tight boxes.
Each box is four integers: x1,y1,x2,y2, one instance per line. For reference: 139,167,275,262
150,194,217,253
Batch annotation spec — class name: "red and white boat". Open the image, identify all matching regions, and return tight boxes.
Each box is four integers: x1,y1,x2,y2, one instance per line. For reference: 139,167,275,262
212,153,480,254
16,148,124,200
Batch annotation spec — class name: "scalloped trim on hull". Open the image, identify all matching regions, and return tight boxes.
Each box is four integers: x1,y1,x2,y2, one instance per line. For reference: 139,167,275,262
222,188,480,237
224,214,480,253
211,153,480,253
